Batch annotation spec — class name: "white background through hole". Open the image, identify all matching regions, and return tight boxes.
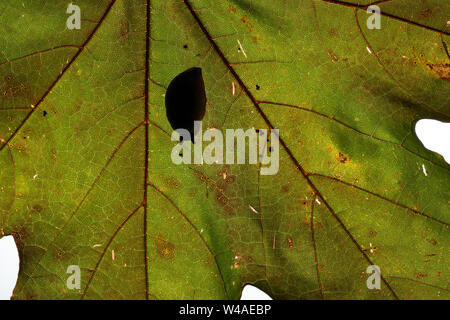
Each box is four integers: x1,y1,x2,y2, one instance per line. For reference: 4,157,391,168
0,236,19,300
0,120,448,300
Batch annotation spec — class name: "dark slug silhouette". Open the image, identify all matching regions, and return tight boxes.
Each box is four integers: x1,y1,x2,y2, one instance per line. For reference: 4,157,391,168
165,67,206,143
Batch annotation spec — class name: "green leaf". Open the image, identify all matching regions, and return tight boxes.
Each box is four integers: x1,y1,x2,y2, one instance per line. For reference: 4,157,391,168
0,0,448,300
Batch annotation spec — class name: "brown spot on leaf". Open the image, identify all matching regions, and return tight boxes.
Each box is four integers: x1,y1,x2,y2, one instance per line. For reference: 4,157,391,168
119,20,129,38
427,238,438,246
1,74,29,98
368,230,378,238
17,292,39,300
53,248,66,261
154,236,175,259
225,175,235,184
303,215,310,225
11,227,27,259
419,8,433,19
240,16,254,31
193,169,208,183
164,176,180,189
50,148,58,160
287,237,294,248
32,204,43,213
327,50,339,63
227,5,236,14
13,142,28,155
337,152,348,164
328,28,338,37
426,63,450,81
215,192,235,215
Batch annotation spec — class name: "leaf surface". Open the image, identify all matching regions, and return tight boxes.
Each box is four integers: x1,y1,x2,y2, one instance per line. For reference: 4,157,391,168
0,0,449,299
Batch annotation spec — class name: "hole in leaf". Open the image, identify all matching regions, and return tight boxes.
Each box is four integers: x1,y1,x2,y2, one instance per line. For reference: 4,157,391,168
256,84,260,90
415,119,450,164
0,235,20,300
240,284,272,300
165,67,206,143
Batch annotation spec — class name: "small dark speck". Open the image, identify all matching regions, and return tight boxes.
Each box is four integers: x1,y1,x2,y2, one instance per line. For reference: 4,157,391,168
256,85,260,90
183,44,188,49
43,111,47,117
269,147,273,152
